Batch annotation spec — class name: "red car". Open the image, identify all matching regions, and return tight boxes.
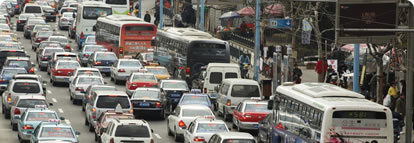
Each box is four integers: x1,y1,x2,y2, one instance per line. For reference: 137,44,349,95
31,31,53,50
50,60,80,86
232,100,271,131
125,72,158,96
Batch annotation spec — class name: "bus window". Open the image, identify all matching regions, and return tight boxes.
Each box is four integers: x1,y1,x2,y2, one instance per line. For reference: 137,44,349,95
190,43,226,58
83,7,112,19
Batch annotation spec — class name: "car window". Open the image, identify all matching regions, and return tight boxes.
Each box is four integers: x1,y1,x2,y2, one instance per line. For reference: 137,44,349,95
6,60,29,67
17,99,47,108
146,68,168,75
38,31,53,37
132,75,156,82
115,125,150,137
57,62,79,68
181,95,209,105
84,45,104,52
182,109,212,117
25,6,42,13
96,96,130,108
209,72,222,84
0,51,26,58
162,82,188,90
231,85,260,97
44,49,65,55
13,82,41,93
96,53,117,61
77,77,103,85
77,70,101,76
225,72,238,78
132,90,160,99
1,69,27,78
40,127,74,138
26,112,57,121
244,104,271,113
222,139,255,143
56,55,77,61
119,61,141,68
196,123,227,133
49,37,68,43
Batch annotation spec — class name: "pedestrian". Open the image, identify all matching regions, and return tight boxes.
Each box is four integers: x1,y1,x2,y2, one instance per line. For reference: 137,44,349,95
144,11,151,23
395,95,406,118
315,54,328,82
292,63,302,84
240,21,247,37
387,81,399,111
132,4,139,17
326,65,335,83
399,80,406,97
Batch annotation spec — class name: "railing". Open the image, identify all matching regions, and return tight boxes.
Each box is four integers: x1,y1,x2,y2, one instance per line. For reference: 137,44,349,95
230,32,255,48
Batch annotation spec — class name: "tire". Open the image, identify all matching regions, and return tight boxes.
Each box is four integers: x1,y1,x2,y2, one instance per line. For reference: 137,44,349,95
174,128,180,141
167,122,173,136
89,123,94,132
232,121,237,129
94,132,98,141
114,77,118,85
84,117,89,126
82,104,85,112
224,112,230,121
72,99,76,104
5,111,10,119
12,123,17,131
159,110,165,120
51,79,56,86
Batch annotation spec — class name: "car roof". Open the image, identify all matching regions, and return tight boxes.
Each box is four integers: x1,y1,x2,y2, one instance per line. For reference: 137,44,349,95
17,95,46,100
134,88,160,92
76,75,102,78
49,36,67,39
89,85,116,89
118,59,139,61
114,119,149,125
242,100,268,105
26,108,56,112
0,49,25,52
182,93,208,97
56,60,78,63
13,73,40,78
194,118,226,124
178,104,212,110
62,12,75,15
94,91,128,96
12,79,40,83
39,122,72,128
54,52,76,55
222,79,259,85
215,132,254,139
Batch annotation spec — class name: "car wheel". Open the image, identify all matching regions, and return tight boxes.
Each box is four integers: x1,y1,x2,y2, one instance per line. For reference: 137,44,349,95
114,77,118,85
72,99,76,104
5,110,10,119
94,132,98,141
174,128,180,141
159,110,165,120
52,79,56,86
12,123,17,131
237,121,243,132
1,105,4,114
258,135,262,143
82,104,85,112
89,123,94,132
84,117,89,126
224,112,230,121
167,121,173,136
232,118,237,129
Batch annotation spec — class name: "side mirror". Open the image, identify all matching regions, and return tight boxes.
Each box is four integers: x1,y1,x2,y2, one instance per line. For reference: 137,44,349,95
60,117,65,120
267,100,273,110
75,131,81,135
92,25,96,31
49,103,54,106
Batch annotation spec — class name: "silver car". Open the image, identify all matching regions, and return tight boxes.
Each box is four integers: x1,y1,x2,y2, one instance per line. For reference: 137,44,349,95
37,47,65,71
110,59,142,84
48,36,71,52
10,95,49,131
69,75,104,104
58,12,74,30
78,45,105,66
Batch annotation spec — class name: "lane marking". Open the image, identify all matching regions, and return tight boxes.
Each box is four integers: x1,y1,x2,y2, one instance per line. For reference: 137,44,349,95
47,90,52,94
65,119,71,125
154,133,161,139
51,98,57,103
58,108,64,113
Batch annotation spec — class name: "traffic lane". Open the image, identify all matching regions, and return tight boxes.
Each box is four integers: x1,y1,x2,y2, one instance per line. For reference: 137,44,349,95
0,103,19,143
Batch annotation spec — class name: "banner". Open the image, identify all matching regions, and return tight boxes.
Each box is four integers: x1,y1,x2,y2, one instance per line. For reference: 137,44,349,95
327,59,338,73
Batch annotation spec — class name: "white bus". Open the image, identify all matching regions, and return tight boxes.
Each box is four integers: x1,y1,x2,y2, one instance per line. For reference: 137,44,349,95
267,82,393,143
75,1,112,48
100,0,130,15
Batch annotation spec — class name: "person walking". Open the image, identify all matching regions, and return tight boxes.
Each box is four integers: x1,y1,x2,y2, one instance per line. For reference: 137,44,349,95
315,54,328,82
395,95,406,118
144,11,151,23
292,63,302,84
133,4,139,17
387,81,399,111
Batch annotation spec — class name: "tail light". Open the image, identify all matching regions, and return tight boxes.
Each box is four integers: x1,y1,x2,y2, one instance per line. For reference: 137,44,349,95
41,56,48,60
241,114,251,120
186,67,190,75
178,120,186,128
193,136,205,142
75,87,83,92
14,108,20,115
119,47,123,53
17,20,21,23
226,99,231,106
131,83,137,87
92,107,96,119
0,79,7,83
109,138,114,143
87,96,91,101
80,32,84,39
130,109,133,113
23,124,34,130
29,67,34,73
15,5,18,8
155,102,161,108
203,88,207,93
35,38,42,42
66,45,70,49
94,62,101,65
7,93,11,102
57,70,62,74
83,54,89,57
118,69,125,72
73,26,76,30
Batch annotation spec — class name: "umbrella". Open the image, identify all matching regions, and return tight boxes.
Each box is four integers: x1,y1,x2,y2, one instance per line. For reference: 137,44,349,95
264,4,284,16
237,7,255,16
219,11,240,19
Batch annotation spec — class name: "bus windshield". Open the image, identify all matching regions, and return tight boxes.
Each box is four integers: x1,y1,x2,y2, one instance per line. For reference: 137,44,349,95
83,7,112,19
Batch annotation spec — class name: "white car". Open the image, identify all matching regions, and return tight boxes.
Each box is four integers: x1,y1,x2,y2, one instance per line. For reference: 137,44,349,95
68,67,102,83
58,12,75,30
100,118,153,143
183,117,229,143
69,75,104,104
167,104,215,141
10,95,49,131
207,132,255,143
110,59,142,84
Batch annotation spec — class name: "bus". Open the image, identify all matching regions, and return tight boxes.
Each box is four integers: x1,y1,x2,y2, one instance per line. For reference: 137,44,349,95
100,0,129,15
95,15,157,58
267,82,393,143
155,27,230,85
75,1,112,48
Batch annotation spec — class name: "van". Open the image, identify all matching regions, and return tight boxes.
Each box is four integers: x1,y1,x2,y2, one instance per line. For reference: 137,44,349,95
22,4,44,18
216,79,261,121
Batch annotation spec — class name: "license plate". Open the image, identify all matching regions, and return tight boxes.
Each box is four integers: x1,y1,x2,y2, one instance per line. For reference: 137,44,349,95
65,78,70,82
170,94,180,97
102,68,110,71
139,102,150,107
253,124,259,128
46,13,51,15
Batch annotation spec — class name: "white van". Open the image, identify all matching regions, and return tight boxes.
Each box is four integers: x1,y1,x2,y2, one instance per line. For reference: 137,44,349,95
201,63,240,96
22,4,44,18
216,79,261,121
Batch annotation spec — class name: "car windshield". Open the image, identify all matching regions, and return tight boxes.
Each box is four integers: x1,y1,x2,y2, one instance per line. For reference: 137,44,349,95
91,87,116,93
182,109,212,117
40,127,74,138
0,43,20,49
20,14,35,20
25,6,42,13
132,90,160,99
244,104,271,113
38,31,53,37
6,60,29,67
86,36,95,42
132,75,156,82
103,115,134,123
223,140,255,143
13,82,41,93
0,35,12,41
49,37,68,43
17,99,47,108
83,7,111,19
77,70,100,76
162,82,188,90
40,43,61,49
57,62,79,68
84,45,104,52
96,96,130,108
115,125,150,137
231,85,260,97
181,96,209,105
119,61,141,68
44,48,65,55
196,123,228,133
2,69,27,78
146,68,168,75
77,77,103,85
56,55,77,61
96,53,117,61
34,25,50,31
26,112,57,121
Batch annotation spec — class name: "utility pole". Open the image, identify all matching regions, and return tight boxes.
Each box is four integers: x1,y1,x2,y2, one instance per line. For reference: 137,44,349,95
160,0,163,29
138,0,141,18
405,3,414,142
253,0,260,81
200,0,205,31
353,44,359,92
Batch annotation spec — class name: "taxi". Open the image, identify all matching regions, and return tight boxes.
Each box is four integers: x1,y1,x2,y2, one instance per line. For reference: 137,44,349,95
183,117,229,143
11,95,49,131
49,60,81,86
232,99,271,131
68,67,102,83
110,59,142,84
47,52,79,71
207,132,255,143
17,108,64,143
145,65,171,80
125,72,158,96
29,121,80,143
94,106,134,142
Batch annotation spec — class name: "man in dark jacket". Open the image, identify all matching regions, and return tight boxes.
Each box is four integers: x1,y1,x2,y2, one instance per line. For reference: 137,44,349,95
292,64,302,84
144,11,151,23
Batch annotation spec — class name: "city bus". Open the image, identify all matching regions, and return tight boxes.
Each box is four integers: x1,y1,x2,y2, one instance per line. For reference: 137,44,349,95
75,1,112,48
155,27,230,85
95,15,157,58
267,82,393,143
100,0,129,15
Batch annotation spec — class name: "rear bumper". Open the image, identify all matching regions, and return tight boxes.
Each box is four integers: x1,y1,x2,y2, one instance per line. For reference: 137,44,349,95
18,130,32,141
114,73,129,80
71,92,84,100
238,121,259,130
39,61,48,67
92,66,111,73
52,75,70,83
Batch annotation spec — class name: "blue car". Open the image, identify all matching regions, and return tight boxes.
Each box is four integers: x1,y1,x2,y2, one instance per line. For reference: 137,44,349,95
0,67,27,88
30,121,79,143
178,92,212,110
17,108,64,143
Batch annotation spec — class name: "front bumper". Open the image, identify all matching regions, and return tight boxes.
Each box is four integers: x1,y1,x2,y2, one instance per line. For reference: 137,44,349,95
238,121,259,130
52,75,70,83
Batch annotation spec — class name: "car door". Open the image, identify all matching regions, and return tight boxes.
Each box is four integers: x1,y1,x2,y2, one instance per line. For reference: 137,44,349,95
217,83,229,112
85,92,95,121
233,103,243,122
168,106,180,131
88,53,95,67
110,60,118,76
69,77,77,95
184,122,194,142
101,122,113,143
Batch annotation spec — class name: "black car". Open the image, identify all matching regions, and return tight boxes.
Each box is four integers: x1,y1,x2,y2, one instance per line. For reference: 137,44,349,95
3,56,35,74
130,88,166,119
42,5,56,22
258,114,273,143
16,13,35,31
87,51,117,76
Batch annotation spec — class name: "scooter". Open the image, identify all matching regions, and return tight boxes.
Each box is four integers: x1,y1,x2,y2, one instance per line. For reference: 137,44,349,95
241,63,249,79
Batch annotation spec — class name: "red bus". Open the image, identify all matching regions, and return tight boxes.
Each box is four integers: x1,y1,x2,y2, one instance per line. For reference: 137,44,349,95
95,15,156,58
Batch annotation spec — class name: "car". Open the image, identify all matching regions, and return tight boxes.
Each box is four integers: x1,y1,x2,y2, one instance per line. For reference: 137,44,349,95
178,93,212,110
232,100,271,131
10,95,49,131
68,67,102,83
30,24,50,41
167,104,215,141
12,73,47,94
41,5,55,22
37,47,65,71
160,79,189,113
67,3,78,9
3,1,14,17
47,52,78,73
257,114,273,143
0,16,11,28
23,19,46,39
0,49,27,66
29,121,80,143
49,60,80,86
145,66,171,80
17,108,64,143
82,85,116,112
16,14,35,31
207,132,255,143
78,45,105,66
47,36,71,51
67,18,76,39
87,51,118,75
22,3,44,18
3,56,35,73
0,34,14,42
183,117,229,143
0,41,23,49
58,12,74,30
36,41,62,58
58,7,76,18
94,107,135,141
110,59,142,84
1,79,44,119
0,67,27,88
6,0,19,14
100,118,153,143
31,30,53,50
69,75,104,104
130,88,165,119
125,72,158,96
85,91,132,132
81,35,95,48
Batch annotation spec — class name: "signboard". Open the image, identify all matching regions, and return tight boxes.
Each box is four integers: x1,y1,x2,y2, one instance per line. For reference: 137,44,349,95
269,19,292,29
327,59,338,73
